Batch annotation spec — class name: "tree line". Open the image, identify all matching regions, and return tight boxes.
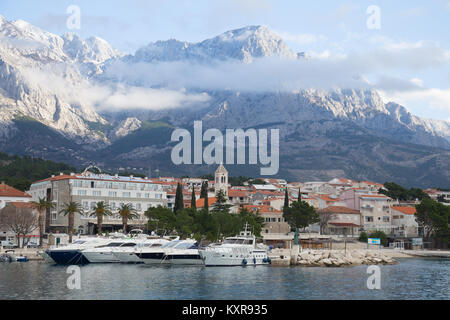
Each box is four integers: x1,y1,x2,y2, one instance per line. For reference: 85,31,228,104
0,152,76,191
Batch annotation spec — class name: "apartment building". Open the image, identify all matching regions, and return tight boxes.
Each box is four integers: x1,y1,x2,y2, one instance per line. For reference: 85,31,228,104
28,172,167,234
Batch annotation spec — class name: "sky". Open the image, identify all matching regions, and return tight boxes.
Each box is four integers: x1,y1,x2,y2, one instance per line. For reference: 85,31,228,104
1,0,450,121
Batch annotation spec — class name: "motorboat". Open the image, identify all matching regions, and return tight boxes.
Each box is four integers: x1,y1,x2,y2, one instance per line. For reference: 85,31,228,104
161,240,203,265
199,224,270,266
81,239,144,263
138,239,201,265
112,238,170,264
45,237,113,265
0,250,28,262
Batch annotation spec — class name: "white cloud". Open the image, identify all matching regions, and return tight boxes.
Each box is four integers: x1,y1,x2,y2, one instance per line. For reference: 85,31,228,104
276,31,327,45
382,88,450,116
21,65,210,111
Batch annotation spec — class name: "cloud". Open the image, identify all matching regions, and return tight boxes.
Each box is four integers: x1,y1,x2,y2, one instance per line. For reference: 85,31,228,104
20,64,210,111
276,31,327,45
102,40,450,93
382,88,450,116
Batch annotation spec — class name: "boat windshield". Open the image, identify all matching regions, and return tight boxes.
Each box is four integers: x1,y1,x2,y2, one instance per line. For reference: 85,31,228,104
224,239,245,244
161,240,181,248
223,238,253,245
174,242,197,249
72,240,86,244
104,242,124,247
119,243,136,247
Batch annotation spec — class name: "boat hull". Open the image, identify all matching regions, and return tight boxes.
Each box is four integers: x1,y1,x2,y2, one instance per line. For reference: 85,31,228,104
199,250,270,267
82,251,120,263
162,254,203,265
46,250,89,265
113,251,143,264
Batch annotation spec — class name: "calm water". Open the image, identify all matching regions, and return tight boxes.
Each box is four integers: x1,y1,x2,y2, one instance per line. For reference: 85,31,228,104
0,258,448,300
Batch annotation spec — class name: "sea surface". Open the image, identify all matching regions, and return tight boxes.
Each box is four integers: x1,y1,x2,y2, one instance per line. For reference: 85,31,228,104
0,258,448,300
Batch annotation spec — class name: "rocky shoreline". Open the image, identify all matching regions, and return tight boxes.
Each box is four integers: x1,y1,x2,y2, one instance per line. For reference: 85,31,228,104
295,249,397,267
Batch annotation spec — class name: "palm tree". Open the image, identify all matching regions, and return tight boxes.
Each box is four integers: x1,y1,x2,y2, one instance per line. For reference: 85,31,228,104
59,202,84,243
117,203,139,234
30,197,55,248
90,201,112,235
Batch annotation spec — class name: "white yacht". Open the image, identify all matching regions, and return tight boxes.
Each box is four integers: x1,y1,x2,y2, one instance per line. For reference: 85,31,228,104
199,225,270,266
112,238,170,264
161,240,203,265
138,239,201,265
81,239,143,263
45,237,113,265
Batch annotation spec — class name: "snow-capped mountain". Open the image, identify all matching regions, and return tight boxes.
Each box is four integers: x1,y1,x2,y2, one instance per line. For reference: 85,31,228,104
0,15,119,146
128,25,300,64
0,16,449,186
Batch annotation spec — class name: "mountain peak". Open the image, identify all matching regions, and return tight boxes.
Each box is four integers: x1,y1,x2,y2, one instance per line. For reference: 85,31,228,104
130,25,296,63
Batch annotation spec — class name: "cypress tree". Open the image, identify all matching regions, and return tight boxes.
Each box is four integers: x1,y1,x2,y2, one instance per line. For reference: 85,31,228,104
200,181,208,199
191,188,196,209
298,188,302,202
284,188,289,208
174,183,184,214
204,190,209,212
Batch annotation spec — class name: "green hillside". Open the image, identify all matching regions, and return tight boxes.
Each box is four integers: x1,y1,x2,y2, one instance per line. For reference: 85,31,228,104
0,152,76,191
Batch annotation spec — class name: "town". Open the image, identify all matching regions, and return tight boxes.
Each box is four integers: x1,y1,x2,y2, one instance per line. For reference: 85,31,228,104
1,163,449,259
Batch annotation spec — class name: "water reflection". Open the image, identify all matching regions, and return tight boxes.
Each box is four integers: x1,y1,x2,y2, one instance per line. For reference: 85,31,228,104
0,258,448,300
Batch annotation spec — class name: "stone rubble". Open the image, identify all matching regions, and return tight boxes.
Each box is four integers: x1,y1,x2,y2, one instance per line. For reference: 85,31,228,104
296,249,397,267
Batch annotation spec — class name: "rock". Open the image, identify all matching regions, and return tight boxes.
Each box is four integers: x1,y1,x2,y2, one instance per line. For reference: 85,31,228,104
322,258,333,266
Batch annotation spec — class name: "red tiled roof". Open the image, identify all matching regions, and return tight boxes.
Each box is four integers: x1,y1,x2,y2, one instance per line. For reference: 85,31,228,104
317,195,340,202
195,197,217,208
0,183,31,198
391,206,416,215
243,204,281,214
228,189,248,197
318,206,360,214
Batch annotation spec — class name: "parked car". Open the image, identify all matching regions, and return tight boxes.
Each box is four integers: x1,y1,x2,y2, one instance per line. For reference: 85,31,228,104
1,240,18,249
26,242,39,248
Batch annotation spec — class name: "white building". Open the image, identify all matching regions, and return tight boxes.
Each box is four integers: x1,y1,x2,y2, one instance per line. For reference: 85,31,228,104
391,206,419,237
28,172,167,234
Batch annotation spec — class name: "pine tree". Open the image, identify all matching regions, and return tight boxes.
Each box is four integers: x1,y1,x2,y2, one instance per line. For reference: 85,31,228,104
191,188,196,209
174,183,184,214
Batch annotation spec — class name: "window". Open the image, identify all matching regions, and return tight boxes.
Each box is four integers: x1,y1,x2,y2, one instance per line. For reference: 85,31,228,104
145,193,150,198
110,202,116,210
93,190,101,196
383,216,390,222
109,191,117,197
365,216,374,222
122,192,131,197
136,203,142,211
82,201,89,210
136,193,141,198
77,190,87,196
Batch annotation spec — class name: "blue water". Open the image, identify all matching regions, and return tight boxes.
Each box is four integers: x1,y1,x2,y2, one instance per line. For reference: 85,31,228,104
0,258,448,300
